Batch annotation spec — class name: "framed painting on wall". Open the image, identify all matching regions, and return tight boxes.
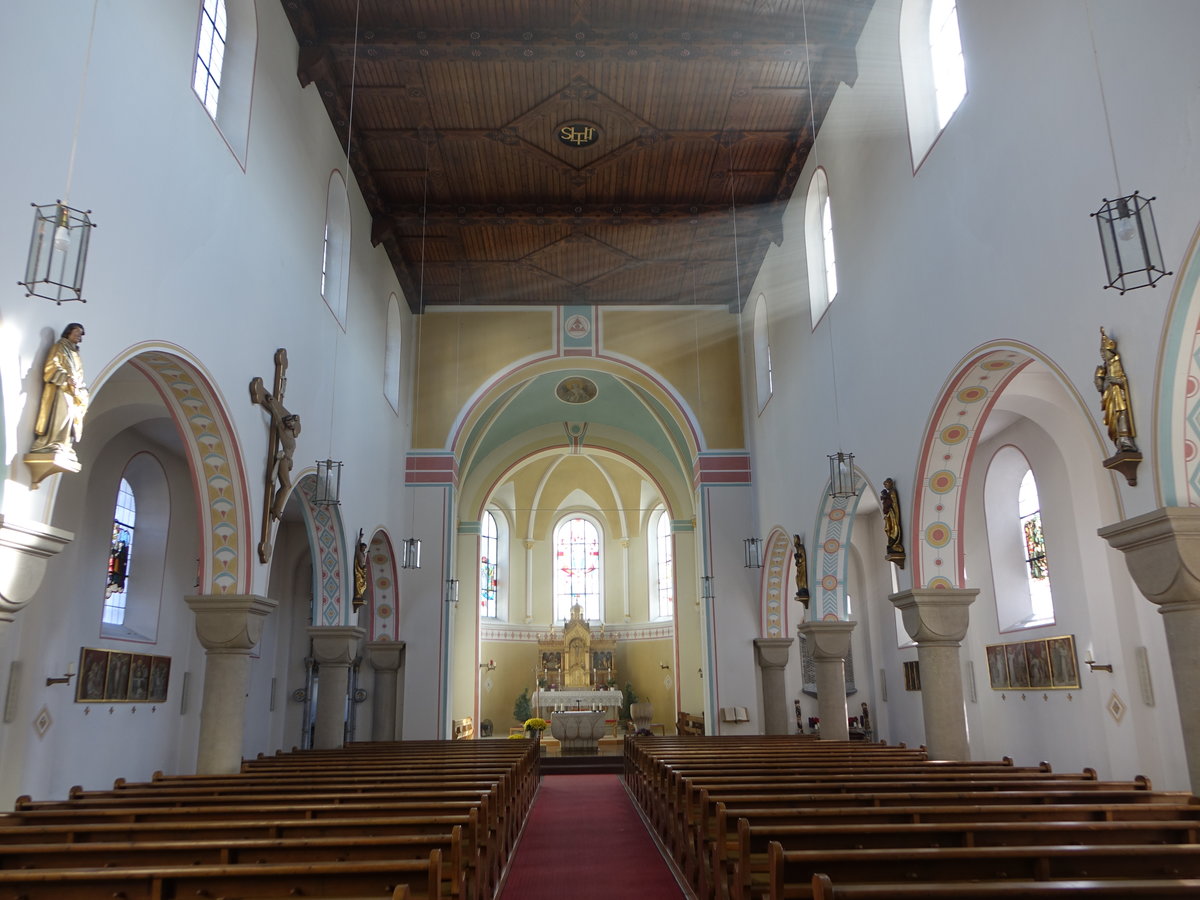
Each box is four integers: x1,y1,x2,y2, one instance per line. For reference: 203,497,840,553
1047,635,1080,689
985,644,1009,690
77,647,108,702
1025,639,1052,688
1005,643,1030,688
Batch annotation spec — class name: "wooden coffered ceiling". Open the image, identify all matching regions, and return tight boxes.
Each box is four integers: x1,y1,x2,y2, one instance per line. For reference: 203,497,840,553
280,0,874,311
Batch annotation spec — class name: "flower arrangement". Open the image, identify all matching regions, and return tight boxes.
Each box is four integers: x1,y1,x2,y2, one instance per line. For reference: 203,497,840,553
523,717,549,733
508,732,528,739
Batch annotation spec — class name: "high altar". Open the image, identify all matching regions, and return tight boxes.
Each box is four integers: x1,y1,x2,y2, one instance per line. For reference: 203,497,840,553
533,604,622,715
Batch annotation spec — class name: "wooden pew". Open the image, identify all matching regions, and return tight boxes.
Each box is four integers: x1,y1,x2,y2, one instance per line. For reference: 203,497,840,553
809,873,1200,898
707,798,1200,900
729,817,1200,900
0,852,442,900
767,842,1200,900
0,829,465,898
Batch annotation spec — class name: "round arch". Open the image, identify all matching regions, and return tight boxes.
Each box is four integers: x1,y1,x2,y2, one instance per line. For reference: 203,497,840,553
1154,220,1200,507
366,529,401,642
99,345,255,596
911,342,1108,589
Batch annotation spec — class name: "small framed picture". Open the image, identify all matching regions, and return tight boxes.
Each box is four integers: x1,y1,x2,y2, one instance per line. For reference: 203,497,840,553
129,654,152,701
1005,643,1030,688
106,652,131,700
77,648,108,702
1047,635,1080,689
985,644,1009,690
148,657,171,702
1024,639,1052,689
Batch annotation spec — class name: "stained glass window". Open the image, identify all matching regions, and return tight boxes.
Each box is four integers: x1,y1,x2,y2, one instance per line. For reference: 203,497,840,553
1018,468,1053,623
480,511,497,618
193,0,227,119
103,478,136,626
655,512,674,619
553,516,600,622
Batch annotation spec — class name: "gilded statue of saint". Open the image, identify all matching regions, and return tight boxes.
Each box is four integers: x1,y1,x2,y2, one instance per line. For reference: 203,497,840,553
793,534,810,609
1094,327,1137,454
352,529,368,611
881,477,906,569
30,323,89,460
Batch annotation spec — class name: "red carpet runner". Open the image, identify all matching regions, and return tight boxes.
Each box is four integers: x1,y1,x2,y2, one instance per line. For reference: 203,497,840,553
498,774,686,899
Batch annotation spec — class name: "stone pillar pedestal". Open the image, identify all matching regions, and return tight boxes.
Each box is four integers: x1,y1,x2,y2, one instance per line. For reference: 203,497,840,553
797,621,855,740
890,588,977,760
186,594,278,774
366,640,406,741
753,638,794,734
0,516,73,639
1099,507,1200,794
309,626,365,749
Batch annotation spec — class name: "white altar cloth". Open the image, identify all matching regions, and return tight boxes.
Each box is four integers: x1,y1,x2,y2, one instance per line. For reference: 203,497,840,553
533,689,623,711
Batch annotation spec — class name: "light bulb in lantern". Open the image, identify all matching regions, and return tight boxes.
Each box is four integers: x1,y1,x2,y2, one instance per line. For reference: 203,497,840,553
1115,198,1137,242
52,205,71,253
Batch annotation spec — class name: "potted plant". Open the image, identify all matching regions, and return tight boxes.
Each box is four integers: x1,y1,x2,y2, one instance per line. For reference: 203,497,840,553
513,687,533,726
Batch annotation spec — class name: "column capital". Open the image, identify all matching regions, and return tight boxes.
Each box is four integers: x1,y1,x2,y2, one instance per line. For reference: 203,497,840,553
890,588,977,646
308,626,366,666
1099,507,1200,608
796,620,855,659
186,594,277,651
753,637,794,669
365,639,407,672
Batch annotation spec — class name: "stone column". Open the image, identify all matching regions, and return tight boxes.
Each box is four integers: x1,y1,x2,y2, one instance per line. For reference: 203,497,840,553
797,621,855,740
308,626,365,749
366,640,406,741
186,594,278,774
890,588,977,760
1099,507,1200,794
753,638,794,734
0,516,73,640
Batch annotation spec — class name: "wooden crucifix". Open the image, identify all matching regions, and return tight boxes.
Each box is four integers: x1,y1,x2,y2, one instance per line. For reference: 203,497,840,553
250,348,300,563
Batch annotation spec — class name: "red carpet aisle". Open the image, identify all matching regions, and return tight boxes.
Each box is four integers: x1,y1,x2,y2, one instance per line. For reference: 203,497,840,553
498,774,688,899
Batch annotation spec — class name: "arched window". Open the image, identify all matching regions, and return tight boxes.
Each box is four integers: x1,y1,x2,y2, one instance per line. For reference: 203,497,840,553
191,0,256,165
752,294,773,413
103,478,136,626
985,447,1055,631
384,293,402,412
805,168,838,328
1018,469,1054,624
100,454,170,641
192,0,226,119
480,510,498,619
321,172,352,326
929,0,967,128
900,0,967,168
652,510,674,621
553,516,601,622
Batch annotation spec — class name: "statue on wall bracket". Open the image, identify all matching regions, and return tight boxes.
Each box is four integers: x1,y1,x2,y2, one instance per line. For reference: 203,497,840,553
793,534,810,609
24,323,89,487
1094,327,1141,486
881,477,906,569
250,348,301,562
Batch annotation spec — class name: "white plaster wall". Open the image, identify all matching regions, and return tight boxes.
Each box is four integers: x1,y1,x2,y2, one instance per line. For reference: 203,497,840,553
0,0,428,796
741,0,1200,787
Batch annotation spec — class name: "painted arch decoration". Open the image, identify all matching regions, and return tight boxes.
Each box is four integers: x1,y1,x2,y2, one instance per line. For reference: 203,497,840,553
912,347,1034,589
368,530,400,641
296,473,349,626
759,527,792,638
1155,223,1200,507
811,471,869,620
129,349,251,595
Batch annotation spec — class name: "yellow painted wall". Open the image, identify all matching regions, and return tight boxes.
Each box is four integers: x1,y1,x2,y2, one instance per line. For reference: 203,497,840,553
601,307,744,448
413,309,555,447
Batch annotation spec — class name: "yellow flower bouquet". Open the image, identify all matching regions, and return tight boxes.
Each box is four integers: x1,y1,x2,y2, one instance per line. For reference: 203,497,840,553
523,717,549,732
